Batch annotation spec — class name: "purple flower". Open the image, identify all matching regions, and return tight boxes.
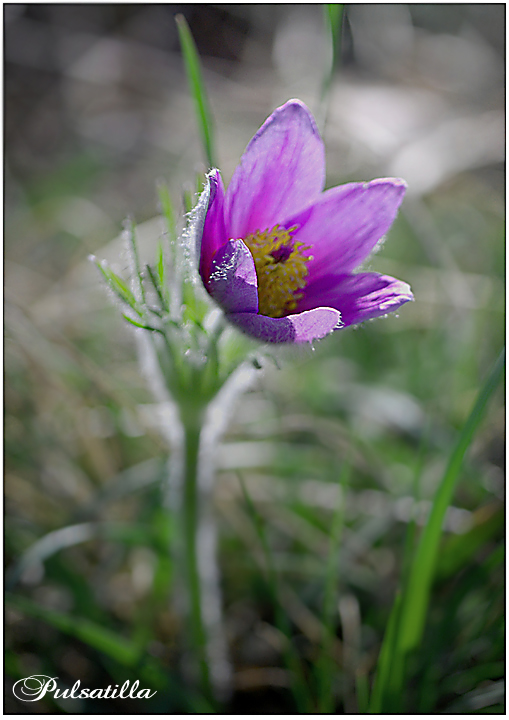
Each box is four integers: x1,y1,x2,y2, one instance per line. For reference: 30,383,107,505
198,99,413,343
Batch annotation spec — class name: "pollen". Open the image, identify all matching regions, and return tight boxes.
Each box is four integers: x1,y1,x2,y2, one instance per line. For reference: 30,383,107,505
243,225,312,317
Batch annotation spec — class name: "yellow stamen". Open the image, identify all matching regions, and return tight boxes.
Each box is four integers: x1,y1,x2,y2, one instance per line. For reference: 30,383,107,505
243,225,312,317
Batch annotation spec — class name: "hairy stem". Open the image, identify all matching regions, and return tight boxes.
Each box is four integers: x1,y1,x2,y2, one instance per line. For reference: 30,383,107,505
182,414,214,702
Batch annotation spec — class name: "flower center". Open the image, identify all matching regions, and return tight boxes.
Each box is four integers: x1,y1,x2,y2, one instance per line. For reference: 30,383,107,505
243,225,312,317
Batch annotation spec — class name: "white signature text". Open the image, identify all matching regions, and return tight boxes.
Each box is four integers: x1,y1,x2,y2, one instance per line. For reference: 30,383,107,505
13,675,157,702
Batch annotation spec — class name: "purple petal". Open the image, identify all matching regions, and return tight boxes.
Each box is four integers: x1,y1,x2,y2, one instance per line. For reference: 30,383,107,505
295,272,413,327
200,169,227,283
284,178,407,278
207,240,259,314
227,307,341,344
225,100,325,240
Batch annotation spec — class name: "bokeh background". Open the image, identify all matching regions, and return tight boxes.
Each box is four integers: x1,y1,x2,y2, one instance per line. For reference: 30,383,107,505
5,4,504,714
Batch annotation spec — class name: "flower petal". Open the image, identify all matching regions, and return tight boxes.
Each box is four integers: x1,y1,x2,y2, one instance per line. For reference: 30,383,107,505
200,169,227,283
207,240,259,314
225,100,325,240
295,272,414,327
284,178,407,277
227,307,341,344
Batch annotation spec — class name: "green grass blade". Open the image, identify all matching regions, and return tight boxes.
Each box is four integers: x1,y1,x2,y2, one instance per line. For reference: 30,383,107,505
356,673,370,714
436,504,503,581
322,464,348,628
369,348,504,712
176,14,216,169
7,594,210,712
369,420,429,711
398,348,505,653
7,594,140,666
320,4,344,131
399,419,430,581
316,462,349,713
369,591,403,713
238,474,315,714
156,242,170,309
325,3,344,67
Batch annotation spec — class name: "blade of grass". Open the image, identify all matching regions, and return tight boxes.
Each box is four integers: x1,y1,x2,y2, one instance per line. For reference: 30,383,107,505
356,672,370,714
238,474,315,714
7,594,140,666
369,416,430,711
369,422,429,712
325,4,344,69
176,14,216,169
398,348,504,654
436,503,503,581
399,417,430,582
369,348,505,712
319,4,344,132
156,243,170,311
323,464,349,631
11,591,211,712
369,590,403,713
316,462,349,713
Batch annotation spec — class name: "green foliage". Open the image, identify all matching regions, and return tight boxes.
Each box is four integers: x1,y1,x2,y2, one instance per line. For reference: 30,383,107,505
320,4,344,128
370,350,504,713
95,260,141,316
7,594,141,666
176,14,217,169
324,4,344,66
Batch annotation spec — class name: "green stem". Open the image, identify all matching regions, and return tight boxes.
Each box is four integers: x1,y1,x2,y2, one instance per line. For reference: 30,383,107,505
319,4,344,133
182,414,213,703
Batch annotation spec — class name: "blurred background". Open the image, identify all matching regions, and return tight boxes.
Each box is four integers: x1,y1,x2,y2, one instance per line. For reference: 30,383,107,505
5,4,504,714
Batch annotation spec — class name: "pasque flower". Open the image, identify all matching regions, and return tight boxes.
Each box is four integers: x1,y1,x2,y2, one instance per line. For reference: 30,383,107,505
198,99,413,343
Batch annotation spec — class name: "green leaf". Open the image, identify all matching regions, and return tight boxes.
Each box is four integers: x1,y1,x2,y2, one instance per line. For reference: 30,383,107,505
176,14,217,169
157,182,179,288
94,259,141,314
145,263,169,315
124,218,146,305
157,242,165,286
122,314,159,331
